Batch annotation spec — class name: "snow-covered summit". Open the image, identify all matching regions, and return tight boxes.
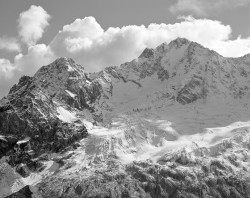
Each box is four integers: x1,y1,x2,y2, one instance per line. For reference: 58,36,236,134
168,37,191,48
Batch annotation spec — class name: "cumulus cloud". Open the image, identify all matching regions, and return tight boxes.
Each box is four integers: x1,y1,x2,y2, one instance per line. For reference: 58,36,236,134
50,17,104,54
170,0,250,16
18,5,51,46
14,44,54,76
1,16,250,98
0,37,21,52
0,58,15,79
0,58,16,97
0,44,54,98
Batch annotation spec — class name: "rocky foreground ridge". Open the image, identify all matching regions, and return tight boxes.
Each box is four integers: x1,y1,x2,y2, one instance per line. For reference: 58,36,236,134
1,38,250,197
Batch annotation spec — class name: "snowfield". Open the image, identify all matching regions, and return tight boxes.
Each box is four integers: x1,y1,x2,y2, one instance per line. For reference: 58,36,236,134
60,98,250,171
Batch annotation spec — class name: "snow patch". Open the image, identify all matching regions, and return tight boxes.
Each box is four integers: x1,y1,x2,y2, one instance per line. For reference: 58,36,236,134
17,137,30,145
82,120,94,130
57,106,76,123
65,90,76,98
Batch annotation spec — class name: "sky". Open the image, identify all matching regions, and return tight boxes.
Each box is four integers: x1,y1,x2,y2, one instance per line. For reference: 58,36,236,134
0,0,250,98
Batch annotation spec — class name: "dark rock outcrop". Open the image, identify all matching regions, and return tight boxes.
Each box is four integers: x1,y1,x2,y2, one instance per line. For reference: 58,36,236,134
38,160,250,198
0,135,18,158
5,185,33,198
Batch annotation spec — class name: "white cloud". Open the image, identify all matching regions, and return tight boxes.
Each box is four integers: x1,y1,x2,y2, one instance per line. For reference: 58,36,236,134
18,5,51,46
0,58,15,79
0,44,54,98
14,44,54,76
170,0,250,16
1,16,250,98
212,36,250,58
0,58,16,97
0,37,21,52
50,17,103,54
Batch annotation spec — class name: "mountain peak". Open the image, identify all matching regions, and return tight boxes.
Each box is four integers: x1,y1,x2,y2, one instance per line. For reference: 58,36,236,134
53,57,75,65
34,57,85,80
154,38,191,55
169,37,191,48
49,57,77,71
139,48,155,59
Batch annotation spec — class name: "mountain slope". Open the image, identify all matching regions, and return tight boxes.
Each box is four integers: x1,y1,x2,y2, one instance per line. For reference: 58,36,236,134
0,58,91,157
1,38,250,197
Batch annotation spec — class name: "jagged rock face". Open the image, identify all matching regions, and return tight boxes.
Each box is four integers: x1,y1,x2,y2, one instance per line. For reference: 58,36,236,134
37,159,250,198
0,58,90,156
0,135,18,158
36,123,250,197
